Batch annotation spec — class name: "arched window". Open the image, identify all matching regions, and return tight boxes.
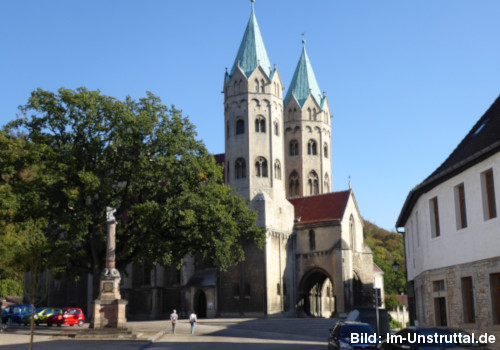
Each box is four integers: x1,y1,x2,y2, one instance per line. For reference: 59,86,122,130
235,158,246,179
255,79,259,92
308,171,319,195
349,215,355,250
255,116,266,133
309,230,316,251
236,119,245,135
274,121,279,136
308,108,312,120
324,173,330,193
313,108,317,121
324,142,328,158
260,79,265,93
274,160,281,180
239,79,243,93
289,171,299,197
255,157,268,177
308,140,317,155
289,140,299,156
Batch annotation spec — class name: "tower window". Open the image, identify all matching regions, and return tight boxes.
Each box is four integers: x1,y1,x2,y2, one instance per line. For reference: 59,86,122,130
255,79,259,92
261,79,265,93
235,158,246,179
324,173,330,192
274,160,281,180
289,171,300,197
308,140,317,155
309,230,316,251
274,121,279,136
324,143,328,158
289,140,299,156
255,157,268,177
308,171,319,195
255,116,266,133
236,119,245,135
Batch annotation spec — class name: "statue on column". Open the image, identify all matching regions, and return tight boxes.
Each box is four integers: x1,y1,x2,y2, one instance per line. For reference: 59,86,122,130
102,207,120,278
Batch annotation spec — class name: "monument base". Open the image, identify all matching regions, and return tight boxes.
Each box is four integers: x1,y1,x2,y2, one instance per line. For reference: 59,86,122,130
90,299,128,329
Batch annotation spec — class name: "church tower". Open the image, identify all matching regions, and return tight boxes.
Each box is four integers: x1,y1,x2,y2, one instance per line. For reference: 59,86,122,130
284,41,333,198
221,0,295,316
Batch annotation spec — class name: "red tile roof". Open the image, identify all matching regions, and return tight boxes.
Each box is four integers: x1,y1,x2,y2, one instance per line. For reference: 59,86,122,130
288,190,351,225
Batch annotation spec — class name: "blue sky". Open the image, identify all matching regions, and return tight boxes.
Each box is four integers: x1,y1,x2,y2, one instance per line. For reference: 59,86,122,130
1,0,499,230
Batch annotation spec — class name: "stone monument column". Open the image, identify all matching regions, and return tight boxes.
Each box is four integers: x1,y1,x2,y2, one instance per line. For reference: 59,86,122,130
90,207,127,328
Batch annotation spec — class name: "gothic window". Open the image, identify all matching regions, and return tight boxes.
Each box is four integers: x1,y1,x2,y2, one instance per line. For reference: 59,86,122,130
235,158,246,179
236,119,244,135
289,140,299,156
349,215,355,250
255,157,268,177
274,121,279,136
289,171,299,197
255,79,259,92
324,142,328,158
274,160,281,180
308,108,312,120
313,108,317,121
308,139,317,155
239,79,243,93
255,116,266,133
261,79,265,92
324,173,330,192
309,230,316,251
308,171,319,195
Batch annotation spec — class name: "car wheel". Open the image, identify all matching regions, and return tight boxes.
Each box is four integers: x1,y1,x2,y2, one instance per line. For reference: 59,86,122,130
57,321,62,327
78,320,84,327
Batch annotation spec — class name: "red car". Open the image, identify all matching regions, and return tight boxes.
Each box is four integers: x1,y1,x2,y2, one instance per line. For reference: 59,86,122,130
46,308,85,327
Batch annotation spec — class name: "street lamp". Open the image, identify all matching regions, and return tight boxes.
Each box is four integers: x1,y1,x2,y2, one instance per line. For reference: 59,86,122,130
392,261,400,273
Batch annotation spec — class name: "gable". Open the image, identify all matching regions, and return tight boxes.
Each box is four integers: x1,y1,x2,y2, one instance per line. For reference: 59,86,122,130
289,190,351,225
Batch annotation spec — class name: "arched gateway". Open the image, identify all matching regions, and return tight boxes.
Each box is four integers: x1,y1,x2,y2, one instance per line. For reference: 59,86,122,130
298,269,335,317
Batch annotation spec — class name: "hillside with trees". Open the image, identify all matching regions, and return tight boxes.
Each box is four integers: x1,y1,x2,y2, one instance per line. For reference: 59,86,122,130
363,220,406,297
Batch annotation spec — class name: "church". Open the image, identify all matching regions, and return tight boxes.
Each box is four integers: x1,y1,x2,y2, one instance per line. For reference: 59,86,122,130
44,2,378,320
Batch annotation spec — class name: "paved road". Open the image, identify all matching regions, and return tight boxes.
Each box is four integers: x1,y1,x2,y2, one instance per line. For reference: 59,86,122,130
0,317,335,350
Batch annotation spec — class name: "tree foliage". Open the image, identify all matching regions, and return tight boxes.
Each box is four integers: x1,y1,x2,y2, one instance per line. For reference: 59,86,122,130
363,220,406,295
3,88,264,293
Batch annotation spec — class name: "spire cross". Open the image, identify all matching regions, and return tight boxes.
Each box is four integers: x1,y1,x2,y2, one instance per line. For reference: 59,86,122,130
302,32,306,45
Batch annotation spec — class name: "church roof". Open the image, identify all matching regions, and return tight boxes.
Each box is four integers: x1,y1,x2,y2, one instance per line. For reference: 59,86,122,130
289,190,351,225
284,43,323,108
397,94,500,227
229,2,272,79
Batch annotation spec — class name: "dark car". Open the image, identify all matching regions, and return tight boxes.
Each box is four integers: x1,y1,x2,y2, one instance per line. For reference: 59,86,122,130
329,321,379,350
10,304,33,325
380,327,458,350
46,308,85,327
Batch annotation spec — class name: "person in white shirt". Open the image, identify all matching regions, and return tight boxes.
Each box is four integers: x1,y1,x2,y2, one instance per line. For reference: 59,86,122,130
189,311,197,334
169,309,178,334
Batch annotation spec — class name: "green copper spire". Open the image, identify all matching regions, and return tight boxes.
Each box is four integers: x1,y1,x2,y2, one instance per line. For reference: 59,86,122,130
230,1,272,78
284,40,323,107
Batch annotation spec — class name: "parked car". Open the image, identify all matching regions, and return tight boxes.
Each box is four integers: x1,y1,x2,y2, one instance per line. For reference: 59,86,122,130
10,304,33,325
46,308,85,327
22,307,63,326
380,327,457,350
329,321,379,350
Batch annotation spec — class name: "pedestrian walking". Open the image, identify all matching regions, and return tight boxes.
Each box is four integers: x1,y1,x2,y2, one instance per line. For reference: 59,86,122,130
170,309,178,334
189,311,197,334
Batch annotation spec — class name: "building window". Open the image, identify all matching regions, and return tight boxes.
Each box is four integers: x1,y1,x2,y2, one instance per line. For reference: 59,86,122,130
349,215,355,250
462,277,475,323
324,143,328,158
277,283,281,295
491,273,500,324
308,171,319,195
274,160,281,180
482,169,497,220
324,173,330,193
255,116,266,133
289,171,299,197
274,121,279,136
235,158,246,179
307,140,317,155
454,183,467,229
236,119,245,135
289,140,299,156
309,230,316,251
255,79,259,92
429,197,441,238
433,280,445,292
255,157,268,177
261,79,265,93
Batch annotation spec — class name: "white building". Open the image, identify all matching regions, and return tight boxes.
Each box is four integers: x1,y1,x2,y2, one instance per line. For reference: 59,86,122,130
397,95,500,338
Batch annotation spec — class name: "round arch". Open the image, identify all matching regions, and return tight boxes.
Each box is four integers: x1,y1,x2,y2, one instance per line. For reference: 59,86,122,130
298,268,335,317
194,289,207,318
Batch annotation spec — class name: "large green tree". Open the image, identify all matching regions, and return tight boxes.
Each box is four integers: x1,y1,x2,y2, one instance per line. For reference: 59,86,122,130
4,87,263,296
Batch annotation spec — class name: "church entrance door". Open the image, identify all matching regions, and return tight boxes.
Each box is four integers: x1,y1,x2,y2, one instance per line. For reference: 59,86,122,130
298,269,334,317
194,289,207,318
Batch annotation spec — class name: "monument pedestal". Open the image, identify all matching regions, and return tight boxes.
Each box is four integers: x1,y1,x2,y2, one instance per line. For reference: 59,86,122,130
90,276,127,328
